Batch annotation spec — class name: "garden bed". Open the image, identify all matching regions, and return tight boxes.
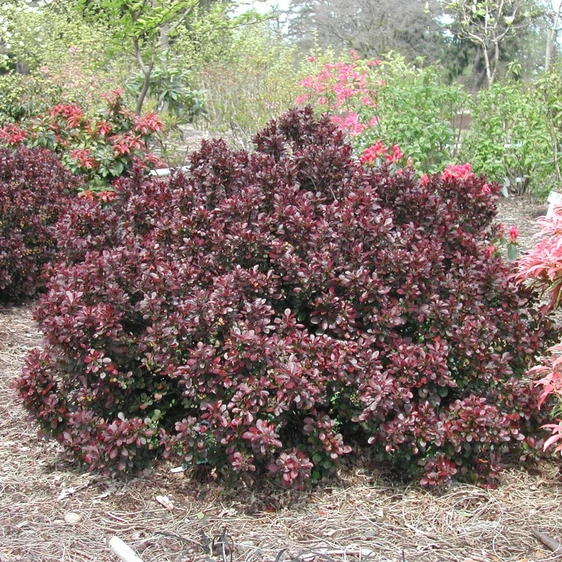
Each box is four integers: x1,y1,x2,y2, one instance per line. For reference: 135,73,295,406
0,196,560,562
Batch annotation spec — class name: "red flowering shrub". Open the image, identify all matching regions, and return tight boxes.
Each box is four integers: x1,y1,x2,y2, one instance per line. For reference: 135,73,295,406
16,107,555,487
0,90,165,191
0,147,84,301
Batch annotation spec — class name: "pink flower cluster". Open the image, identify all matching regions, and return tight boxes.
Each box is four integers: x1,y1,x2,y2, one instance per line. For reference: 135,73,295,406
297,61,372,107
387,144,404,163
516,207,562,291
96,120,112,136
297,57,380,137
531,345,562,454
101,88,125,104
50,103,84,128
360,141,404,166
332,113,378,136
134,113,164,135
112,134,146,156
0,92,166,186
442,163,475,181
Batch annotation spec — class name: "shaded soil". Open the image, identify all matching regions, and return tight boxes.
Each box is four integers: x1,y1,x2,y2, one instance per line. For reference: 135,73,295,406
1,196,561,562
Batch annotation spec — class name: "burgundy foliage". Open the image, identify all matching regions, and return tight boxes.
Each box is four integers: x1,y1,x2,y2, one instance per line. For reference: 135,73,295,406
16,107,555,487
0,147,83,301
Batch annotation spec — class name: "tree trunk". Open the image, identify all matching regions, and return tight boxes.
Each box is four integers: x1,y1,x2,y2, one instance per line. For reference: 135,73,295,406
136,66,153,116
482,44,493,86
134,39,155,116
15,60,30,75
546,2,562,72
491,40,500,85
472,46,486,91
160,22,170,50
546,27,555,71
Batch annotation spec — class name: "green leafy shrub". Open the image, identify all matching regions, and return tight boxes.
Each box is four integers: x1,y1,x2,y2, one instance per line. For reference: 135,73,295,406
0,73,58,124
17,107,555,487
0,147,83,301
0,1,126,120
127,65,206,124
461,81,553,197
535,67,562,195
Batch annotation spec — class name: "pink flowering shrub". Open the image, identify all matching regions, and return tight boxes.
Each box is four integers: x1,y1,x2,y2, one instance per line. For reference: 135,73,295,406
297,53,469,173
297,58,379,138
16,107,555,488
0,90,165,190
517,206,562,453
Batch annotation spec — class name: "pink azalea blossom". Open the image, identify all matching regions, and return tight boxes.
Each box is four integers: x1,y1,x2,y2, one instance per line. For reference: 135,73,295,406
343,115,366,136
386,144,404,163
442,163,474,181
360,140,388,165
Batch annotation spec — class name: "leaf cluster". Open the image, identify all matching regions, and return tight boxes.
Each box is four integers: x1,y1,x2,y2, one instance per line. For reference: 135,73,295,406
0,147,83,301
0,91,165,190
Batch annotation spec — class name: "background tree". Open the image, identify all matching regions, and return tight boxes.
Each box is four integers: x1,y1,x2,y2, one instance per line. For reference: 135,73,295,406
0,0,123,121
0,0,111,75
541,0,562,70
444,0,540,86
287,0,447,63
78,0,210,114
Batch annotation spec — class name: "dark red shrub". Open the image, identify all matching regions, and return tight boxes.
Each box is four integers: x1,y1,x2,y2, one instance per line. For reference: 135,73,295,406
16,107,556,487
0,147,83,301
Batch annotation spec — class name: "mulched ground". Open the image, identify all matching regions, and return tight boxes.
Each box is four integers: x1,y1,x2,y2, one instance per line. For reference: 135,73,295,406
1,196,561,562
496,197,548,254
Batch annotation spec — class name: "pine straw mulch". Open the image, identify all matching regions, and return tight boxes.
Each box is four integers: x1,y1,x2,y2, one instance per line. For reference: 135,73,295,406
1,197,562,562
